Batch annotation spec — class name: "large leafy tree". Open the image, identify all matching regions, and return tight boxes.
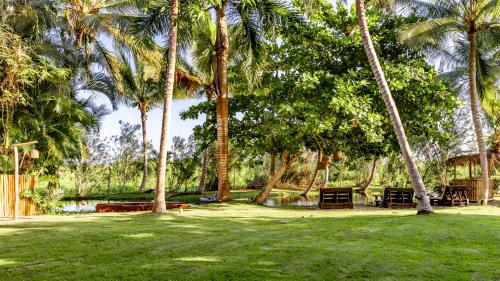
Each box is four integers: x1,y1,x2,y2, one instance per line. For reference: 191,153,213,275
0,0,108,182
183,5,458,204
398,0,500,204
0,26,38,151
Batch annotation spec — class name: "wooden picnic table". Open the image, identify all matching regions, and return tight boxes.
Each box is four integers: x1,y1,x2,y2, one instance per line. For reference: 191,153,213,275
430,185,470,206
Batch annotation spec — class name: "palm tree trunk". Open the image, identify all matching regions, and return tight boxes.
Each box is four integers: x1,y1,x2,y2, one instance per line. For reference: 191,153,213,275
468,31,489,205
301,150,322,196
153,0,179,213
256,150,295,204
215,1,230,202
139,107,148,193
356,0,433,214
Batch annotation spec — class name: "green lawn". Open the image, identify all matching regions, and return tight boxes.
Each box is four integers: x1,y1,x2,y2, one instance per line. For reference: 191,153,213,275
1,204,499,281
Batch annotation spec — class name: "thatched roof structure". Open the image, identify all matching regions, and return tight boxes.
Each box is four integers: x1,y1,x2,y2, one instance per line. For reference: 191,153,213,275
446,143,500,167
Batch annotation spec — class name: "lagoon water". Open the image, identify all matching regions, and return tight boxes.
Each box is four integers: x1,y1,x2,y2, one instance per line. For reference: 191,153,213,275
61,192,373,211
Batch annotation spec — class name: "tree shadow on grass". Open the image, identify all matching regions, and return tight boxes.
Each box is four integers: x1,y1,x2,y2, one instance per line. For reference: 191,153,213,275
0,208,499,281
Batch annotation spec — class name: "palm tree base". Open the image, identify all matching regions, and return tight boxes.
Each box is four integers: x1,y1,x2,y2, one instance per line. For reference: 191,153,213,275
416,210,434,215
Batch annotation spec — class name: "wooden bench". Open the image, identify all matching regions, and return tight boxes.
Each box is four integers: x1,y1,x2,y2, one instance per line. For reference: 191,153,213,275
429,185,470,206
382,188,416,208
319,188,353,209
247,180,264,189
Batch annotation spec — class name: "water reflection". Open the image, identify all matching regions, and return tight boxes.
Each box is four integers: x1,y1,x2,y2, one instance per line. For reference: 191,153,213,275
60,200,104,212
263,192,371,207
60,200,149,212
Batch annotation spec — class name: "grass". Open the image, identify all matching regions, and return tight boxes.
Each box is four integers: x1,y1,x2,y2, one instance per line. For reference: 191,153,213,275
1,204,499,281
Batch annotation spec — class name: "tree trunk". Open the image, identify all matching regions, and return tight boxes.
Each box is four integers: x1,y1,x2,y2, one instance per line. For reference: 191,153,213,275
359,159,377,192
139,107,148,193
301,150,322,196
256,151,295,204
468,31,489,205
215,1,230,202
120,162,127,193
107,165,112,198
153,0,179,213
322,165,329,188
269,152,276,176
196,147,209,195
356,0,433,214
196,91,214,195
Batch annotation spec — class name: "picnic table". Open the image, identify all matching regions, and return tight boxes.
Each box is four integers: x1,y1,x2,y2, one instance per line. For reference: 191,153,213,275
319,188,353,209
382,188,416,208
429,185,470,206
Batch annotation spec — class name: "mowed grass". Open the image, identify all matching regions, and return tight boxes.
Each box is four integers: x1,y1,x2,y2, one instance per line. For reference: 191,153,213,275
1,204,499,281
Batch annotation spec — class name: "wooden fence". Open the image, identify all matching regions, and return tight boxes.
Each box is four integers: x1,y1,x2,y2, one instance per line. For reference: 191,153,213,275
0,174,37,217
450,178,494,202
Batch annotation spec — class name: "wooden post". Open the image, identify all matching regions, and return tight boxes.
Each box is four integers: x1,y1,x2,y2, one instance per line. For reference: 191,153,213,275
13,146,19,220
468,160,472,179
12,141,38,219
444,164,448,185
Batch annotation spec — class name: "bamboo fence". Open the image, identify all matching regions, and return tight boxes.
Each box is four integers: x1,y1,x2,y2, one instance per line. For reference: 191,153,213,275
0,174,36,217
450,178,494,202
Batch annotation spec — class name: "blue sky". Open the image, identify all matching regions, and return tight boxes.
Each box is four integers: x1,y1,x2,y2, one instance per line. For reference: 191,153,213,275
99,98,205,150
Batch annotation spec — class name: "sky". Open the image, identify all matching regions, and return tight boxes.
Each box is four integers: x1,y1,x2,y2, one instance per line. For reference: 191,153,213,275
98,98,205,150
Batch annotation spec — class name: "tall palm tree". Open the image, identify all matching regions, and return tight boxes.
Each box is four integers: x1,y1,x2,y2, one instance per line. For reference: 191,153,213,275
153,0,180,212
210,0,299,201
355,0,434,213
116,50,163,192
433,37,499,143
213,0,231,201
183,20,217,194
137,0,297,202
398,0,499,204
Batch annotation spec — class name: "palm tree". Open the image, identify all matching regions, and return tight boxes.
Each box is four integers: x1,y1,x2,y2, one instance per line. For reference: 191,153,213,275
187,16,217,195
210,0,299,201
398,0,499,204
137,0,296,202
434,36,499,146
355,0,434,213
116,51,163,192
153,0,180,212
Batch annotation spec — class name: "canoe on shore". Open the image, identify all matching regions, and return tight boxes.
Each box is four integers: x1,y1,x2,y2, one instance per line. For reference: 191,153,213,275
96,202,189,213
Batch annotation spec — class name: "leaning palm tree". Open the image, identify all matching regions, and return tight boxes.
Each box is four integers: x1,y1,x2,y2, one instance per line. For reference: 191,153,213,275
116,50,163,192
355,0,434,213
398,0,499,205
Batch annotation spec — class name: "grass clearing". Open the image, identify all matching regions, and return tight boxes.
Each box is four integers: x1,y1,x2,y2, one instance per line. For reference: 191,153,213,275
1,204,499,280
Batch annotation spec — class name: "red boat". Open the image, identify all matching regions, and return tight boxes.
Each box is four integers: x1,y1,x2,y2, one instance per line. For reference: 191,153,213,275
95,202,189,213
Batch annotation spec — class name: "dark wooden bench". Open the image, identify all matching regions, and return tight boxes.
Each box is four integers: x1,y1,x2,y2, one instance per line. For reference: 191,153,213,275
319,188,353,209
429,185,470,206
247,180,264,189
382,188,416,208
